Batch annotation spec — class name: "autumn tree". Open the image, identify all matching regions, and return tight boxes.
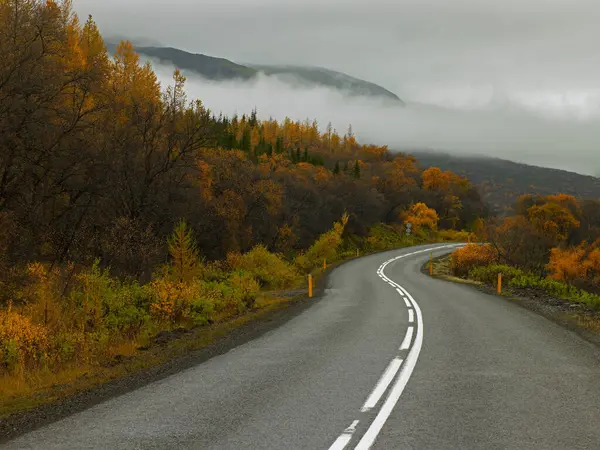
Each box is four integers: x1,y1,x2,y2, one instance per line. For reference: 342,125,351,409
402,203,439,234
168,220,201,283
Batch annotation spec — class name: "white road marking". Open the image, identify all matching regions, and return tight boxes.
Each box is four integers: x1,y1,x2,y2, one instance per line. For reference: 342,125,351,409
329,434,352,450
346,420,360,433
329,244,463,450
408,309,414,323
354,244,460,450
361,358,404,412
329,420,360,450
399,327,414,350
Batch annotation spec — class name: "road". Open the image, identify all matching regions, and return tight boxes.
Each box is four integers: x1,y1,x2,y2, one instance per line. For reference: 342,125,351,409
5,244,600,449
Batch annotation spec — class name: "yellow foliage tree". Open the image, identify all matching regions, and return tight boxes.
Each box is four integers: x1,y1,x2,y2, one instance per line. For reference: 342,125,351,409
403,203,439,233
168,220,201,283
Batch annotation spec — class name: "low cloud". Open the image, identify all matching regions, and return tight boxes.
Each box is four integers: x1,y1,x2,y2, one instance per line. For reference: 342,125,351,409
150,60,600,176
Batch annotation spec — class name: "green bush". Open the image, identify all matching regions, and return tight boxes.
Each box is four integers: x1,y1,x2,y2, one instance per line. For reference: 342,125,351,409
466,263,600,310
295,213,348,272
104,282,151,334
227,245,298,289
469,264,524,285
227,270,261,311
363,224,408,252
509,274,600,309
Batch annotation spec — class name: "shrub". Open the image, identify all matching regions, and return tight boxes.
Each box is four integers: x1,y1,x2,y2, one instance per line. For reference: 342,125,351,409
226,245,298,289
227,271,261,310
103,282,151,335
546,246,588,283
295,213,349,271
438,229,471,242
469,264,524,285
147,278,197,323
363,224,407,252
0,306,49,374
509,274,600,309
451,244,498,277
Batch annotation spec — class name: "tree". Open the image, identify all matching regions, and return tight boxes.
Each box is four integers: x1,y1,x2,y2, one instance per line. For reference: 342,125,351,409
333,161,341,175
353,161,361,179
403,203,439,233
168,220,200,283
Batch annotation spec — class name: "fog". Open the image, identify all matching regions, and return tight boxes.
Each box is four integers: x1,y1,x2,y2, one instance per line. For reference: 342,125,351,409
75,0,600,175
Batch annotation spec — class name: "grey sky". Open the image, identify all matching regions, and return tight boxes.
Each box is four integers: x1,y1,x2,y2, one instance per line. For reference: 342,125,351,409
74,0,600,174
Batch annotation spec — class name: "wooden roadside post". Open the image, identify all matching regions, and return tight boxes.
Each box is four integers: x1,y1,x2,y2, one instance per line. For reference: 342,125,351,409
356,248,360,257
323,258,327,270
497,273,502,294
429,251,433,276
308,274,313,298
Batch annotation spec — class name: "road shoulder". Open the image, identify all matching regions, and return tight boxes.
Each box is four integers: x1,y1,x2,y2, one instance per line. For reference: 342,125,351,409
422,255,600,349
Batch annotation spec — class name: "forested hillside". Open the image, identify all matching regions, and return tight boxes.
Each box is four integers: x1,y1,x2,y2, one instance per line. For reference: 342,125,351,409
0,0,485,398
0,3,486,282
414,152,600,214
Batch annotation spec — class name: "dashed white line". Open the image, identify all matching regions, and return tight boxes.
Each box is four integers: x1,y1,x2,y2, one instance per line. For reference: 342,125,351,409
329,420,360,450
354,244,459,449
355,284,426,450
328,244,463,450
399,326,414,350
361,358,404,412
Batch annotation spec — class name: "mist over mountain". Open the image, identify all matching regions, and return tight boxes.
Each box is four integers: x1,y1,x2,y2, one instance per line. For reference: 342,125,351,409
105,42,402,103
87,0,600,177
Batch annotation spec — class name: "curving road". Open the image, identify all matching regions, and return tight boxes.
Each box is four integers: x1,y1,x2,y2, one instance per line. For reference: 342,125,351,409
5,244,600,449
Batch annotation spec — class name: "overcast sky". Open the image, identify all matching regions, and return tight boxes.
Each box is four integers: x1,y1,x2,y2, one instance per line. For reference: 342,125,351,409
74,0,600,175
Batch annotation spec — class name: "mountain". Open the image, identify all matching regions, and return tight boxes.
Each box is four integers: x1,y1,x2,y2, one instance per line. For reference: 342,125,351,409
104,42,402,102
247,64,402,103
412,151,600,214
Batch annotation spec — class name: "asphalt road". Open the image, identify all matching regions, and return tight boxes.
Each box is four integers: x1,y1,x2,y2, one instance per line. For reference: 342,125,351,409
5,244,600,449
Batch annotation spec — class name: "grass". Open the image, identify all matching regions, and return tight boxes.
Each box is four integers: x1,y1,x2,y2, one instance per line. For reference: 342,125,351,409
0,293,292,419
426,255,481,285
0,226,465,421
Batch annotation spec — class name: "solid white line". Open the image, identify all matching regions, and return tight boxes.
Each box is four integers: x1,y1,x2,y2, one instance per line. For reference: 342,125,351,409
354,246,452,450
326,244,460,450
329,420,360,450
403,297,411,307
395,288,403,295
399,326,414,350
408,309,414,323
361,358,404,412
355,289,425,449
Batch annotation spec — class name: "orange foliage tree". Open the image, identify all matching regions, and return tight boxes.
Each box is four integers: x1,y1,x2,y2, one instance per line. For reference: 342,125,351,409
451,244,499,277
402,203,439,234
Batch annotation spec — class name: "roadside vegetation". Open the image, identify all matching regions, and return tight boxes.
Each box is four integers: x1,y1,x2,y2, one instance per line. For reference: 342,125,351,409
449,194,600,311
0,1,485,415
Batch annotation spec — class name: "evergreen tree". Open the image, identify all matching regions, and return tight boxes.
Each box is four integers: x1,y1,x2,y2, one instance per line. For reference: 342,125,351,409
333,161,341,175
249,107,258,127
353,161,361,179
241,129,252,152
